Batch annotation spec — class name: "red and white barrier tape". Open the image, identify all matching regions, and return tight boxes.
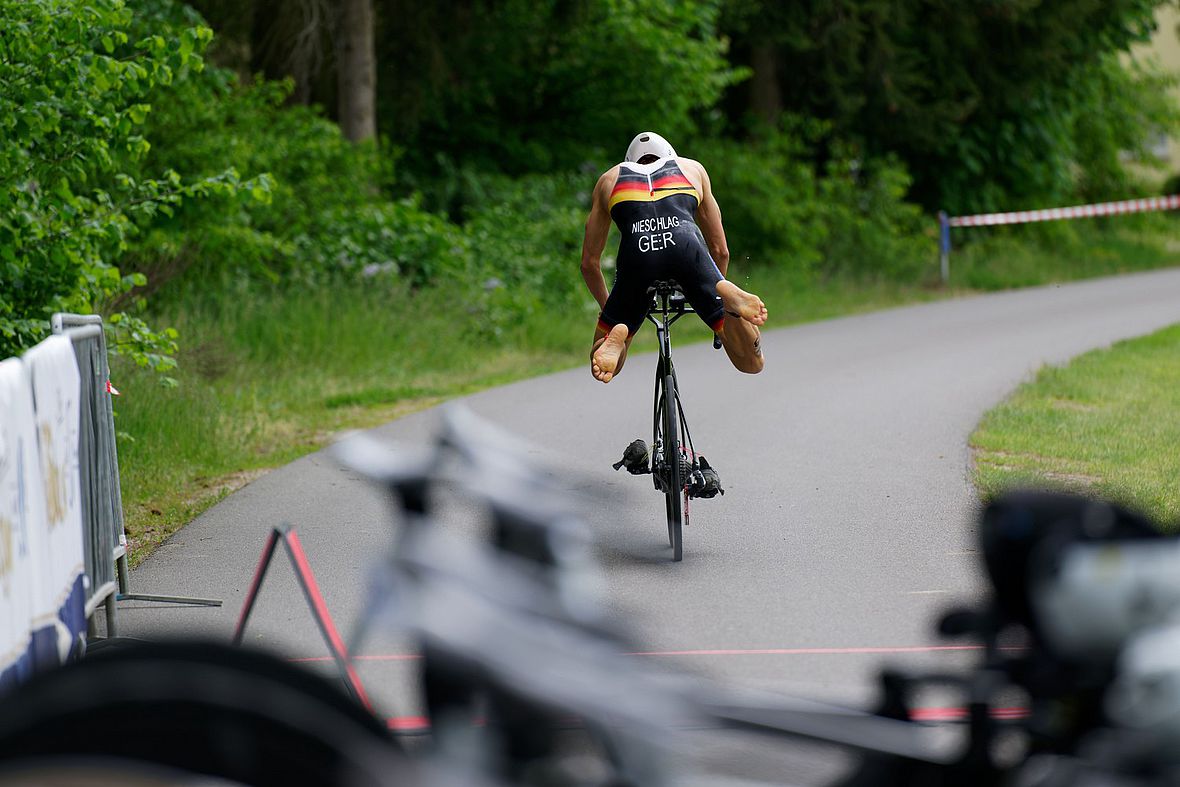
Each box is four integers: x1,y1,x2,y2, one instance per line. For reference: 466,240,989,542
948,194,1180,227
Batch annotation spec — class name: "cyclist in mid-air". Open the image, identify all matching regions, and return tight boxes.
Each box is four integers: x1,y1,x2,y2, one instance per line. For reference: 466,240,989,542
580,131,767,384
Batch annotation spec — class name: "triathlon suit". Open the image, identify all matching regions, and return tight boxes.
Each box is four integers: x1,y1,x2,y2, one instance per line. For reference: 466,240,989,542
599,157,725,334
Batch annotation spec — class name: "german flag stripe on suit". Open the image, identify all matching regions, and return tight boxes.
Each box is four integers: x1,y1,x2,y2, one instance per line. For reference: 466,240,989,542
609,177,699,209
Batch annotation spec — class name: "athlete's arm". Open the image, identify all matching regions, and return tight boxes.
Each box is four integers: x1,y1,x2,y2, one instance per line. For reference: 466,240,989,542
686,160,731,277
580,170,615,309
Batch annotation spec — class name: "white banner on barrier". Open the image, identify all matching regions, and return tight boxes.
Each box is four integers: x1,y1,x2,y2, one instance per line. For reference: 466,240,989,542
22,335,86,663
0,358,40,686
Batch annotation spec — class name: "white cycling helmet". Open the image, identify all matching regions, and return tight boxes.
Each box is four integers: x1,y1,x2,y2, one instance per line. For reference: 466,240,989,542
625,132,676,163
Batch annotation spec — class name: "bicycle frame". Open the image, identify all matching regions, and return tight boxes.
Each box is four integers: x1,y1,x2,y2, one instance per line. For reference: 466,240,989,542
646,283,698,475
646,282,702,562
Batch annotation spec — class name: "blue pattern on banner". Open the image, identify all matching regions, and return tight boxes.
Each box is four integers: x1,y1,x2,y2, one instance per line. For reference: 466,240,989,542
28,574,86,673
61,572,85,646
0,652,33,694
29,625,61,672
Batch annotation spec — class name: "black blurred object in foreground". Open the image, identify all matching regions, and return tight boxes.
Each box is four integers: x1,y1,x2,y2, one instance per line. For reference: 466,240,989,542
980,489,1161,643
0,639,412,787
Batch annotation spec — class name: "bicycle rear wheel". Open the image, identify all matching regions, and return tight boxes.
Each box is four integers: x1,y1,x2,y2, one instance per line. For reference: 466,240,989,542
662,372,683,562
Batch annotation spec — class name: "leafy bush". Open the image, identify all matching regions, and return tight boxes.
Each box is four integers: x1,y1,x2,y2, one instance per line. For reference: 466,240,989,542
936,53,1179,214
292,200,470,286
457,171,594,335
114,0,481,299
817,146,932,281
1162,172,1180,197
694,123,931,281
1070,56,1180,202
0,0,266,365
719,1,1176,214
692,128,828,273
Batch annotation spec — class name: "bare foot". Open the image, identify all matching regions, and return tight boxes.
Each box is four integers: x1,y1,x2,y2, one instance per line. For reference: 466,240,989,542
591,324,629,383
716,280,768,326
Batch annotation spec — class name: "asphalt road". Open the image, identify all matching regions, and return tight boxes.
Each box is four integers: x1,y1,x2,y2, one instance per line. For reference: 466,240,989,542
115,268,1180,783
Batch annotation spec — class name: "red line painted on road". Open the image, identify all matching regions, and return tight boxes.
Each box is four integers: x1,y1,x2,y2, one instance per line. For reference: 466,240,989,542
290,653,423,664
292,644,997,664
387,715,431,732
910,706,1029,722
624,645,989,657
383,706,1031,735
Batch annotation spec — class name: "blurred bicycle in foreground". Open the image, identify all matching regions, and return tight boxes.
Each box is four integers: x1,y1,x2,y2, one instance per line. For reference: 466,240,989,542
334,407,1180,786
1,406,1178,786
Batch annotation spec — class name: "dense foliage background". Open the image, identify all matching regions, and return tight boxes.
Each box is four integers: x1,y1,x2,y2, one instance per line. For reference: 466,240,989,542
3,0,1178,361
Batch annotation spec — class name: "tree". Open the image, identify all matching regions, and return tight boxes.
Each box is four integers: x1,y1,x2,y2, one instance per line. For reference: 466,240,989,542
249,0,331,105
190,0,375,143
169,0,739,170
720,0,1176,212
373,0,742,178
334,0,377,142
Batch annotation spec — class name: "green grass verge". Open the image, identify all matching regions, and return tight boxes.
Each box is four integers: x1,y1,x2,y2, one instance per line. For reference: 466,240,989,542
115,222,1179,563
971,322,1180,526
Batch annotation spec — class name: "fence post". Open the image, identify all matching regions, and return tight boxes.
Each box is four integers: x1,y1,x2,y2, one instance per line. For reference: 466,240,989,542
938,211,951,285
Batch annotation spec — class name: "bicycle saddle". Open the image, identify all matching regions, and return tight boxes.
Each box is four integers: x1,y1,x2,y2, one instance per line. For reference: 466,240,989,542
647,279,685,299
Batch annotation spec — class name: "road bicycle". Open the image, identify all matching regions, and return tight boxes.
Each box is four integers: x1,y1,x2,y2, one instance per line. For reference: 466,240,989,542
645,280,718,562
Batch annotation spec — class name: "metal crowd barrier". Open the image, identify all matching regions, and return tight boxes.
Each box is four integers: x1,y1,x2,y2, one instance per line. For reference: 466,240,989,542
51,318,120,634
52,314,220,638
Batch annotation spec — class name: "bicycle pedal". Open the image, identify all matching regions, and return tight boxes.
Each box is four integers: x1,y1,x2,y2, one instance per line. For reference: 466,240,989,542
612,439,651,475
688,456,725,499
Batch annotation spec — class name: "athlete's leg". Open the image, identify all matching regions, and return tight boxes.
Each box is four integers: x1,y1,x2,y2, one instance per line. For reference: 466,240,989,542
590,320,635,383
682,265,766,374
717,315,764,374
591,264,648,384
